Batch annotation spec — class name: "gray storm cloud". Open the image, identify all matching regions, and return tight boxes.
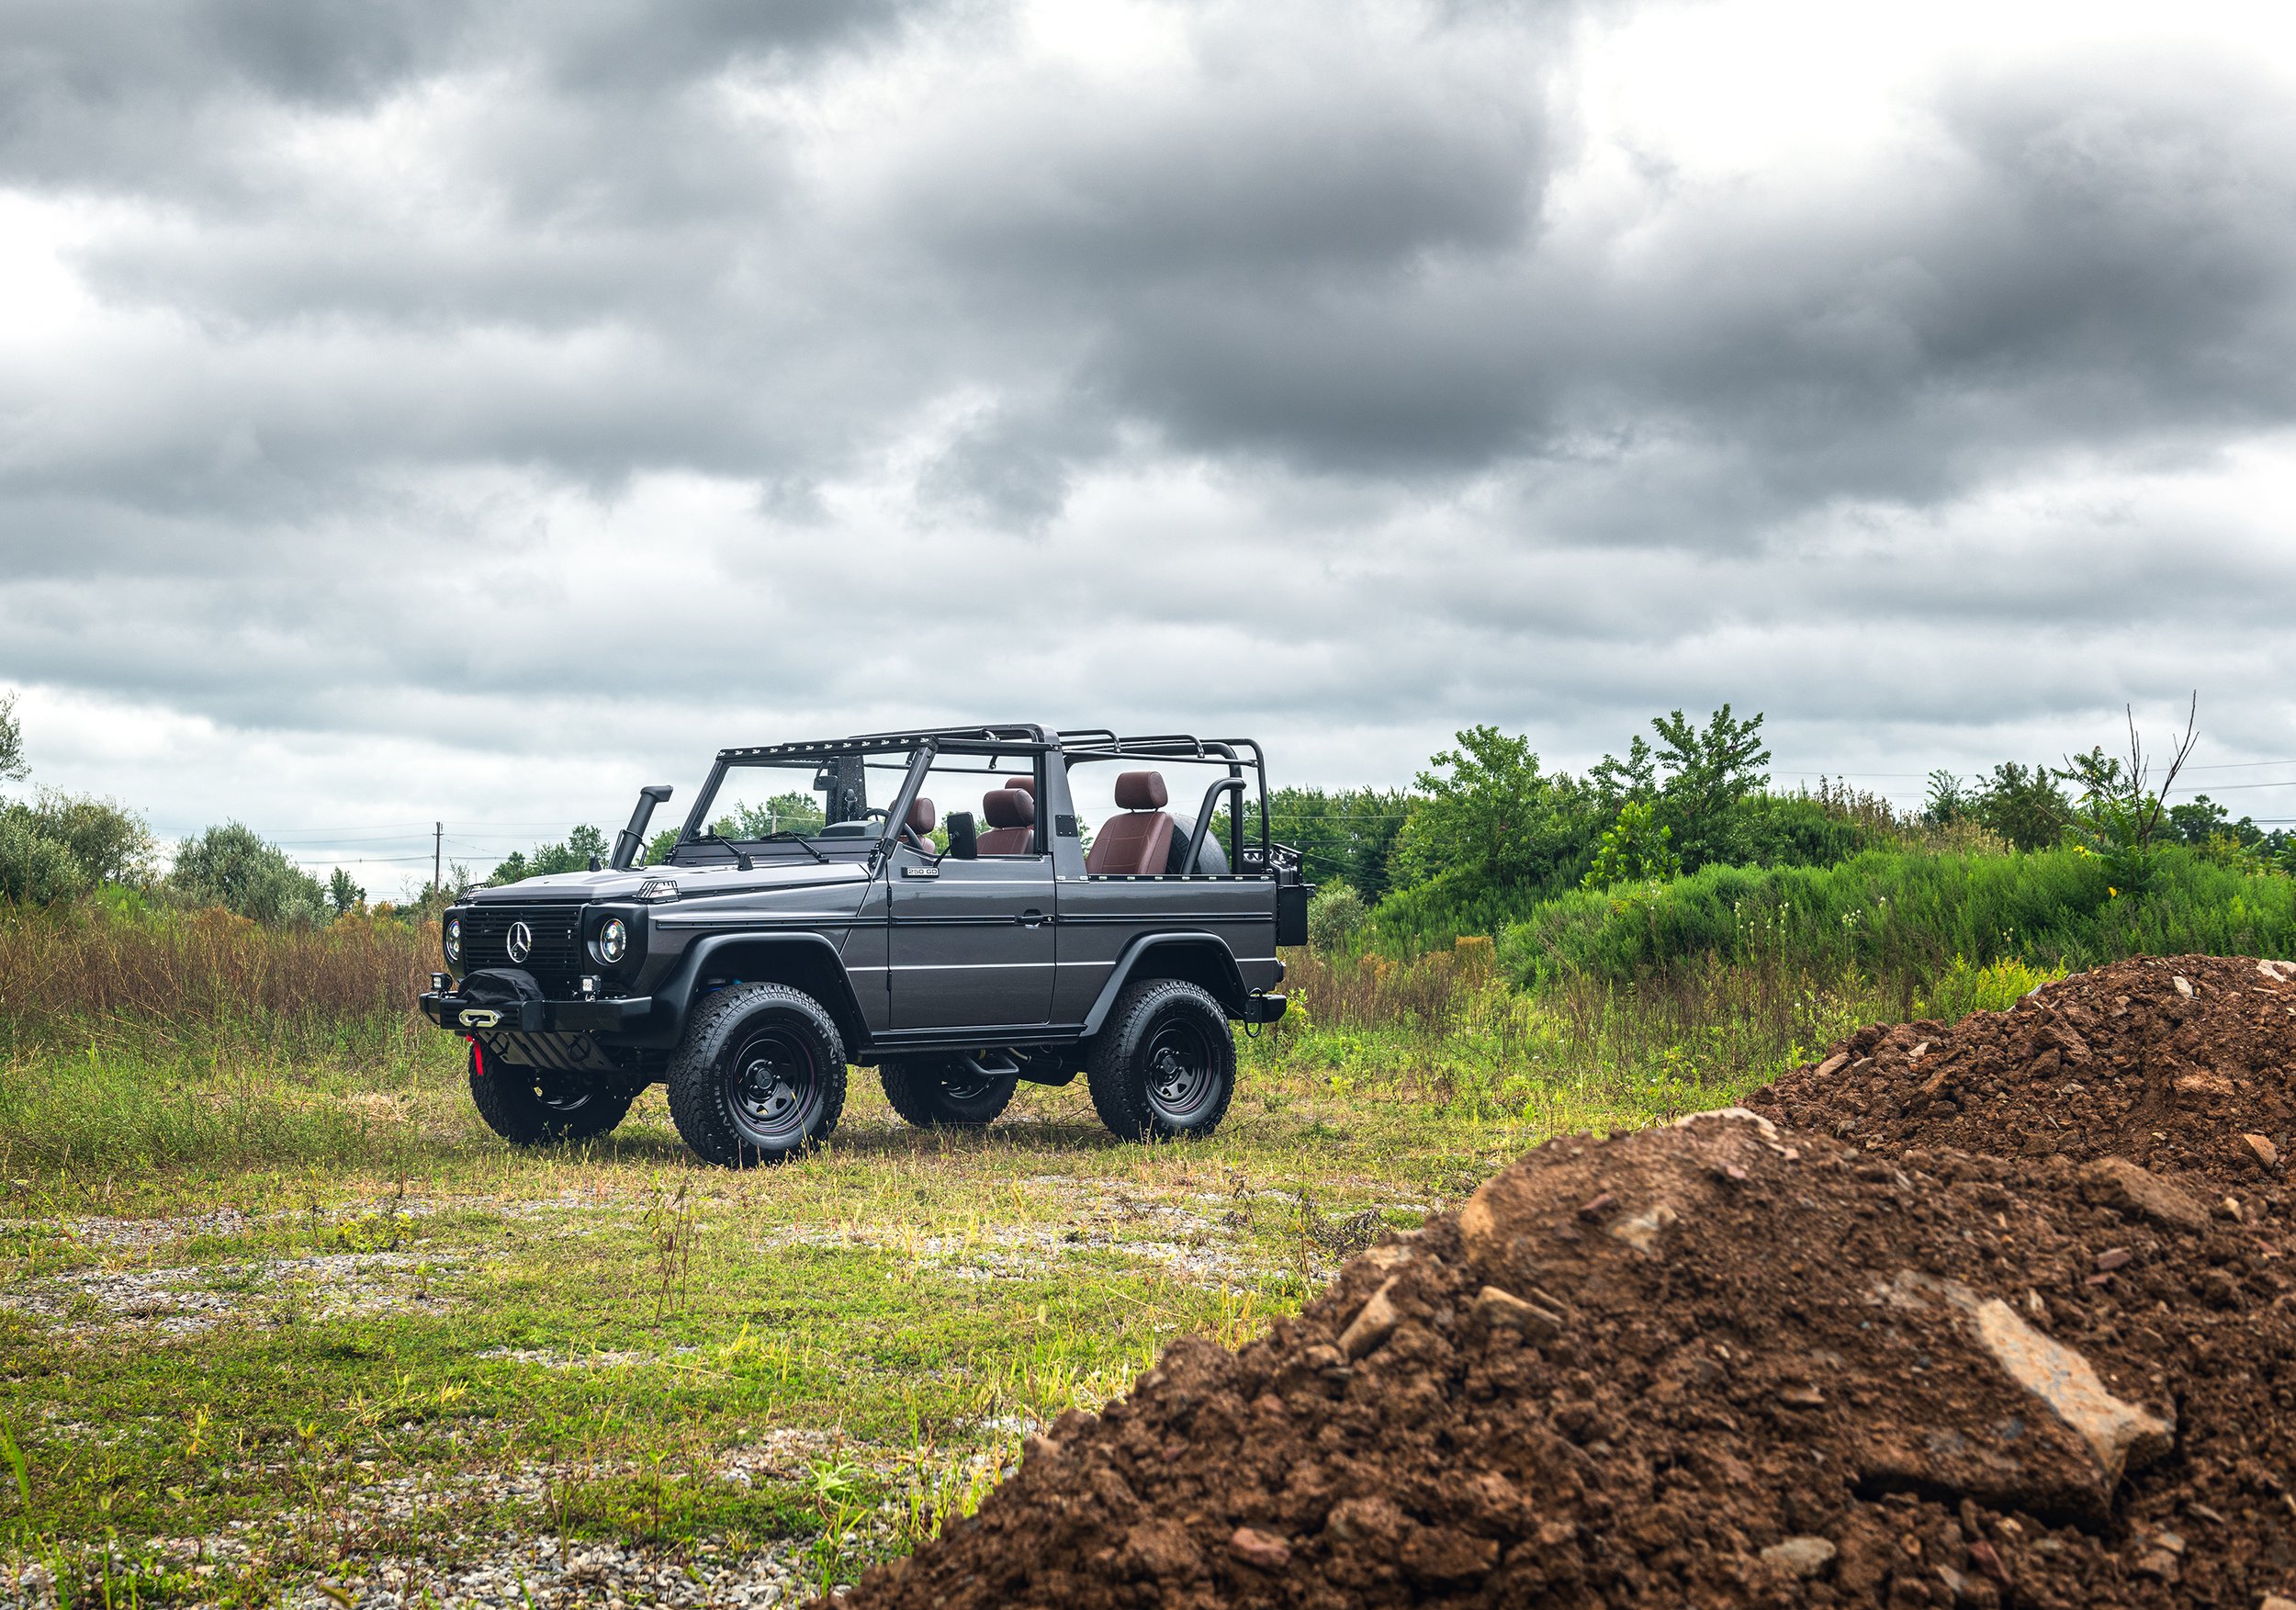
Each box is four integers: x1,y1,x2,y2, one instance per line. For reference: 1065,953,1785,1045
2,0,2293,855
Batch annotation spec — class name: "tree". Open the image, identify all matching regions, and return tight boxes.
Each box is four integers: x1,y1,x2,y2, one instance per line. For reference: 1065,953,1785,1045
1923,770,1969,826
2054,697,2200,896
1587,736,1657,805
1650,704,1772,867
1386,726,1593,897
0,791,155,905
490,824,609,884
1969,762,2072,851
0,813,81,903
19,791,152,884
1593,705,1772,873
170,824,332,924
1240,787,1412,902
327,867,366,916
0,690,25,786
715,793,825,839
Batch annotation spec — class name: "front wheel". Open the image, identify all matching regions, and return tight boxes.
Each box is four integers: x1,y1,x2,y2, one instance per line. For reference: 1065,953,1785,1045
666,984,849,1166
879,1058,1018,1129
1086,979,1236,1142
467,1042,636,1147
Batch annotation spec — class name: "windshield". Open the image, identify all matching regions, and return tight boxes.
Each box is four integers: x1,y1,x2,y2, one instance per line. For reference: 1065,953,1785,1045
666,749,922,863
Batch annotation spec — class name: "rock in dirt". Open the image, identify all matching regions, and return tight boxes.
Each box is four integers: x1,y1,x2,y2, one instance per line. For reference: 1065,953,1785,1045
1225,1527,1290,1571
834,1112,2296,1610
1473,1283,1564,1338
1337,1278,1401,1359
2077,1156,2209,1231
1751,953,2296,1200
1966,1298,2172,1485
1759,1536,1838,1578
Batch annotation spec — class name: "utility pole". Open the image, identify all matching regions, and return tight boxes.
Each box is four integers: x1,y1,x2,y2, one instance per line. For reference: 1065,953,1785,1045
433,822,443,895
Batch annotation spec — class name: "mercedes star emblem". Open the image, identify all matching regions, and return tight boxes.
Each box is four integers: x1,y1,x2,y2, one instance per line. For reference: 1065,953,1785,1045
506,920,534,963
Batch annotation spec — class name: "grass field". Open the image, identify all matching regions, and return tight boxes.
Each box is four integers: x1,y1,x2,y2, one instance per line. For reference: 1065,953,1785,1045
0,943,2056,1607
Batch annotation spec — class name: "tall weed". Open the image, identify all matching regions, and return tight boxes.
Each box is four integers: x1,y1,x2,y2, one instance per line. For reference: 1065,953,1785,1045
1265,944,2068,1131
0,902,435,1063
1504,845,2296,986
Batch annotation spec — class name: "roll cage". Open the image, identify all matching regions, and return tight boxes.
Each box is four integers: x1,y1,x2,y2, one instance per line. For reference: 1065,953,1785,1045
662,725,1286,877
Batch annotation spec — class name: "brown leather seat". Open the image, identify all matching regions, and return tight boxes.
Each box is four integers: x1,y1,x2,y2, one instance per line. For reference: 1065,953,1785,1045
1085,771,1174,875
977,787,1035,855
905,796,937,851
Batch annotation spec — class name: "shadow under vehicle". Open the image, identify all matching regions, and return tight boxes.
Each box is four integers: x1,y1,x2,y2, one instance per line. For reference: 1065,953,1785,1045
420,726,1307,1165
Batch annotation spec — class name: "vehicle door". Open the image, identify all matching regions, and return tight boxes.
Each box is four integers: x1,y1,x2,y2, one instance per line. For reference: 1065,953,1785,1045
887,754,1056,1030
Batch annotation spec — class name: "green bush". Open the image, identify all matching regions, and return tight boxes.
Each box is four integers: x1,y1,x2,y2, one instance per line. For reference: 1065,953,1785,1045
1502,844,2296,986
0,811,86,904
1305,883,1367,952
170,822,332,925
0,792,154,905
1581,799,1680,889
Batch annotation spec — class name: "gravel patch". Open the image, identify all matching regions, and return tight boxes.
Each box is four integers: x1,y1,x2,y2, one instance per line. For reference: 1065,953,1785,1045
6,1250,456,1337
2,1533,825,1610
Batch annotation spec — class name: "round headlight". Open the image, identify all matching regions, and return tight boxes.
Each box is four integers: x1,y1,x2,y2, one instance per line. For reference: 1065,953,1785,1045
599,918,628,965
444,917,462,963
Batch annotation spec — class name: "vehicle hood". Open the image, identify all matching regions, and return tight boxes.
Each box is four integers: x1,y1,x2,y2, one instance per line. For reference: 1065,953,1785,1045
465,861,874,903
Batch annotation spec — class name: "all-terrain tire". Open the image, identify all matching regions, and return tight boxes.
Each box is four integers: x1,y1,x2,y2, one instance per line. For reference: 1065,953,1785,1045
467,1041,636,1147
665,983,849,1166
879,1058,1019,1129
1085,978,1237,1142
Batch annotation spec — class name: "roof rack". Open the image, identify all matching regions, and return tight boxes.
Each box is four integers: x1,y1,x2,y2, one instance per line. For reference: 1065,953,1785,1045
718,724,1050,760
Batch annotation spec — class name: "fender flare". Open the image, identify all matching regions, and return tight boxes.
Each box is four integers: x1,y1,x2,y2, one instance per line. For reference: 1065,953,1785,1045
1081,931,1249,1034
645,931,872,1052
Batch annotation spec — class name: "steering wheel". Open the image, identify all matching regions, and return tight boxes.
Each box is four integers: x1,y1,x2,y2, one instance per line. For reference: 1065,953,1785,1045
857,805,933,854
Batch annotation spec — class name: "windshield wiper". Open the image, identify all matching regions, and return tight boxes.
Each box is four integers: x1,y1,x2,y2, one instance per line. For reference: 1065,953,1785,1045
688,831,754,872
756,830,828,864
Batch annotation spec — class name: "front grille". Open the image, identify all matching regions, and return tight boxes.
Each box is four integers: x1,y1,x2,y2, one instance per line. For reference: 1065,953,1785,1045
462,905,586,994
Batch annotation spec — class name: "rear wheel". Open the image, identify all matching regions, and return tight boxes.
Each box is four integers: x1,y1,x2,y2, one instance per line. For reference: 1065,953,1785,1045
1086,979,1236,1141
879,1058,1018,1129
666,984,848,1166
467,1042,636,1146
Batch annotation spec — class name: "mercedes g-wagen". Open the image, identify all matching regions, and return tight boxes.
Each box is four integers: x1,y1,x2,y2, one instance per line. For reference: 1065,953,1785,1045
420,727,1307,1166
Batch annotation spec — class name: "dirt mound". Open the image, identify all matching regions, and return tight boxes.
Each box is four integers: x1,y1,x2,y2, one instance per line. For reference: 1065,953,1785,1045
1750,954,2295,1201
838,1112,2296,1608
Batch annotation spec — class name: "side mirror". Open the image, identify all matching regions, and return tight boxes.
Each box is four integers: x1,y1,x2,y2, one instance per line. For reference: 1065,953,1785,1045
946,812,978,861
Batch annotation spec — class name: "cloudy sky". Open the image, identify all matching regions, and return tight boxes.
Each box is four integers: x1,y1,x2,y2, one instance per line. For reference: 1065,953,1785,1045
5,0,2295,885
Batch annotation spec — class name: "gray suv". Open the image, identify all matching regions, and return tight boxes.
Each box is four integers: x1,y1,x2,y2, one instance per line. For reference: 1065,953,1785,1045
420,726,1305,1165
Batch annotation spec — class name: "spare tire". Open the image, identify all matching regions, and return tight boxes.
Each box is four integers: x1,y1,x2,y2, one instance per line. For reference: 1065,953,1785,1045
1164,815,1230,875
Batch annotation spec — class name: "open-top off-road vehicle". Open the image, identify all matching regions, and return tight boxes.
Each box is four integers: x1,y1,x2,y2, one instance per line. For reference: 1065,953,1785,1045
421,726,1306,1165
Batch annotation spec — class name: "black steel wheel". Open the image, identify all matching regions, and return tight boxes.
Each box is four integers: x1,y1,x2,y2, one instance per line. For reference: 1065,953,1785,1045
666,984,848,1166
879,1058,1018,1129
466,1041,636,1147
1086,978,1237,1141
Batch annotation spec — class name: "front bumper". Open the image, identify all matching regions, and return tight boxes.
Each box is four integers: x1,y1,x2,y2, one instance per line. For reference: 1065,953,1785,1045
420,991,653,1035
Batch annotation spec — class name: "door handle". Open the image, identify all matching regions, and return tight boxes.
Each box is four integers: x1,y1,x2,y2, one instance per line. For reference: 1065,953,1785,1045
1018,908,1047,927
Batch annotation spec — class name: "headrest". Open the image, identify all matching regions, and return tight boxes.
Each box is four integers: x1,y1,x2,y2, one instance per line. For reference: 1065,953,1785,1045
1004,776,1035,794
983,788,1035,828
906,796,937,834
1113,770,1168,811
